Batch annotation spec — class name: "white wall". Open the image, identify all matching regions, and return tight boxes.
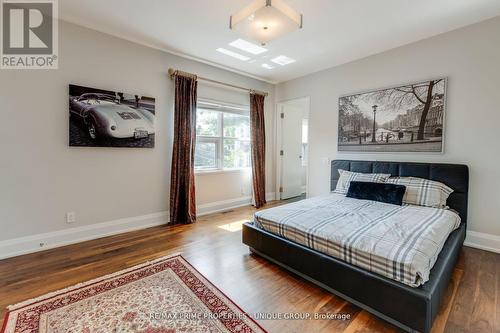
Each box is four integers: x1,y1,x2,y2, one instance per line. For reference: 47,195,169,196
2,16,499,255
276,17,500,239
0,21,275,242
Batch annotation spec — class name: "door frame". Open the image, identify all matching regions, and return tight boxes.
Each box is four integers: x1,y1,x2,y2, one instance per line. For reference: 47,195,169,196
275,96,310,200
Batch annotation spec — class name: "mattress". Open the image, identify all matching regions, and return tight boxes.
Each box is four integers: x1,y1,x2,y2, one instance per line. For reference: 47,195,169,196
253,193,461,287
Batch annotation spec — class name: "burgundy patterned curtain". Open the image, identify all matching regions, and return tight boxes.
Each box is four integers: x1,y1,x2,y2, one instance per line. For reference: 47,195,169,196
250,93,266,208
170,73,197,225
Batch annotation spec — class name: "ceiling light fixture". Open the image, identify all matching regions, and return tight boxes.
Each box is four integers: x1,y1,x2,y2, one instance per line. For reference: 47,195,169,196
261,63,274,69
230,0,303,46
216,48,251,61
271,55,296,66
229,38,268,55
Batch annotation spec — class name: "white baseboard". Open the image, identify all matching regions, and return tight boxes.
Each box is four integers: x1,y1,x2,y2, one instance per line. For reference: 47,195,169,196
197,192,275,216
0,211,169,260
198,196,252,216
0,192,276,260
4,197,496,260
464,231,500,254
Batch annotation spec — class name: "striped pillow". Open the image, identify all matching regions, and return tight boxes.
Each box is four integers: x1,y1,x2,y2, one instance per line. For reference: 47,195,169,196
386,177,453,208
334,169,391,194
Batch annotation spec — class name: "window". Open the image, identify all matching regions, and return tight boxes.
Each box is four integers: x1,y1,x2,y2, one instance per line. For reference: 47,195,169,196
195,101,251,171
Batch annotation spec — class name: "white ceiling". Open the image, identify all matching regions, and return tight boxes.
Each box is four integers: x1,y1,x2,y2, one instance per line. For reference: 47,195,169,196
60,0,500,83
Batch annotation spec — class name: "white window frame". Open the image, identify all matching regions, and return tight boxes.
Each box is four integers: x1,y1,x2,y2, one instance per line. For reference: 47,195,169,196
195,136,221,171
195,100,251,173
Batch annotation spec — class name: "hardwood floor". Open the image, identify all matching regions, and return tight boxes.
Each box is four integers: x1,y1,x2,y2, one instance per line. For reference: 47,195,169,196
0,202,498,333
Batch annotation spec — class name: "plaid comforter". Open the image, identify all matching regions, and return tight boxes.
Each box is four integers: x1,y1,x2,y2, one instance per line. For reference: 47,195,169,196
254,193,461,287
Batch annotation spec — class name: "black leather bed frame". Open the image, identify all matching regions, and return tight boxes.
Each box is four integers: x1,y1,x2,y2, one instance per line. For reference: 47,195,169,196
242,160,469,333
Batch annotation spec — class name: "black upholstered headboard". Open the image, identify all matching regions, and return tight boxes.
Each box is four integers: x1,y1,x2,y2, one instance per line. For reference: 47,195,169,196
330,160,469,225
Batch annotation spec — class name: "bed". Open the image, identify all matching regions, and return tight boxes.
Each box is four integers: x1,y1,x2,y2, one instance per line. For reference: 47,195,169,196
242,160,469,333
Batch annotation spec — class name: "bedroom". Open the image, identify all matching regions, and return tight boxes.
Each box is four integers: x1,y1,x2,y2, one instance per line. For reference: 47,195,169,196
0,1,499,332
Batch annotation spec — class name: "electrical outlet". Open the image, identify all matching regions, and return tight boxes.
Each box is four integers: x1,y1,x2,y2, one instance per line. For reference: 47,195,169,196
66,211,76,224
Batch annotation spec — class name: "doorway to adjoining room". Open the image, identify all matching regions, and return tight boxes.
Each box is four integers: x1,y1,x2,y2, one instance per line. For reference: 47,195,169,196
276,97,310,201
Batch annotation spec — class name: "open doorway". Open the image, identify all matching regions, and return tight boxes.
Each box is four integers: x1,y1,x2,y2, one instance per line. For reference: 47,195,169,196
276,97,310,201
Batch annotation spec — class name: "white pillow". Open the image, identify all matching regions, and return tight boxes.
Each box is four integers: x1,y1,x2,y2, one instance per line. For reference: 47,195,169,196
334,169,391,194
386,177,453,208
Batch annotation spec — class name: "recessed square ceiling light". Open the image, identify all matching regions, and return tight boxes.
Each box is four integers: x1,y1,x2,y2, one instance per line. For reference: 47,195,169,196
261,63,274,69
271,55,296,66
216,48,250,61
229,39,268,55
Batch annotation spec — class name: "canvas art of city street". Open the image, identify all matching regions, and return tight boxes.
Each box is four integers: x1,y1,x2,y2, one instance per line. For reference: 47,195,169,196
338,79,446,152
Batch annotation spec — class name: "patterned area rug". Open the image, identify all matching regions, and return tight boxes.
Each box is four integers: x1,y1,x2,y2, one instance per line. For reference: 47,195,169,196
1,254,266,333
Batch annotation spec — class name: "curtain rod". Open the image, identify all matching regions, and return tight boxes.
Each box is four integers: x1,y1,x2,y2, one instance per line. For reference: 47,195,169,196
168,68,268,97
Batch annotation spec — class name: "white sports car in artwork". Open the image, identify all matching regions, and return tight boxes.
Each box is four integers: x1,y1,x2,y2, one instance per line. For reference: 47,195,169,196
69,93,155,140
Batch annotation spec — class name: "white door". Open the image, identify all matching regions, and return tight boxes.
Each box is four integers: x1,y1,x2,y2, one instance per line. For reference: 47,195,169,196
280,104,304,200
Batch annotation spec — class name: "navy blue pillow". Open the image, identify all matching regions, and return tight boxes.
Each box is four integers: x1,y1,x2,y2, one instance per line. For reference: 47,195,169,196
346,181,406,205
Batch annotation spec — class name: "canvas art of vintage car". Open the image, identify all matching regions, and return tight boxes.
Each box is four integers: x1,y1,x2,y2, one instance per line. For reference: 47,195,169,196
69,85,155,148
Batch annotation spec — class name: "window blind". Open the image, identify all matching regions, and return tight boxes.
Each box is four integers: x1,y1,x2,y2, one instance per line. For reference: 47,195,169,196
198,98,250,116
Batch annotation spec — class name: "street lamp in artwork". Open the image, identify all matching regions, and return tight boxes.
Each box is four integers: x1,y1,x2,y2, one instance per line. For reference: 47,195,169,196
371,104,378,143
